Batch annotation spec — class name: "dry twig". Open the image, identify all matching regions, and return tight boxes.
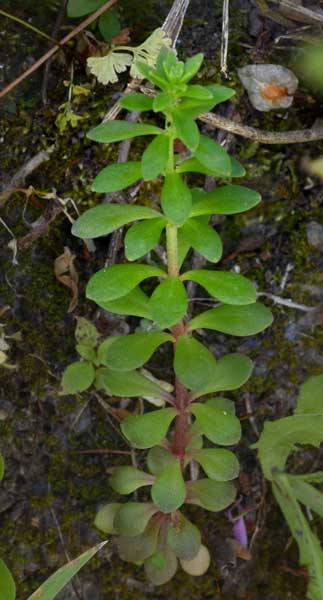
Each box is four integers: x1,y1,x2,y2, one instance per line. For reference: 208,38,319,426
1,147,55,194
199,112,323,145
0,0,118,100
220,0,230,76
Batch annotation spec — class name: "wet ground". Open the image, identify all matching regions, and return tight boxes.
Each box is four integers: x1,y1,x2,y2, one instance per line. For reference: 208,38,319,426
1,1,323,598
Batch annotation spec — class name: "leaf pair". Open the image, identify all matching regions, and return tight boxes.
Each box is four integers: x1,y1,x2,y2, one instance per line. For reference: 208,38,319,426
86,262,188,328
174,335,253,398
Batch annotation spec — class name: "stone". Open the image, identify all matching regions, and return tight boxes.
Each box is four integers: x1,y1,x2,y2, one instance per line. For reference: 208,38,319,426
306,221,323,250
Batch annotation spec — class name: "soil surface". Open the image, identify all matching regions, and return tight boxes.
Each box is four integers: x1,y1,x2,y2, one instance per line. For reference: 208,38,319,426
1,1,323,599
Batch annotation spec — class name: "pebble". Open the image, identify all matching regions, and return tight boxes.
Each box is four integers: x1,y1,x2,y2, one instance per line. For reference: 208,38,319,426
306,221,323,250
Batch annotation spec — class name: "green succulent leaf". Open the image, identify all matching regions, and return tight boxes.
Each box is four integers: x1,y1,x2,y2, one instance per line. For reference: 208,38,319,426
147,446,173,476
180,218,223,263
114,503,158,537
101,332,173,371
173,111,200,152
117,517,160,563
136,61,169,90
167,516,201,560
61,361,95,394
177,156,244,178
91,162,142,193
119,93,154,112
101,368,169,400
195,135,231,176
289,479,323,518
181,52,204,83
192,448,239,481
94,503,121,534
174,335,217,391
67,0,106,17
153,91,174,112
181,53,204,82
161,173,192,226
189,185,261,217
0,559,15,600
141,134,170,181
183,85,213,100
75,317,99,348
125,218,166,261
72,204,160,239
144,547,178,585
121,407,177,448
178,84,234,119
150,278,188,328
177,231,191,269
76,344,96,361
230,157,246,177
191,403,241,445
207,83,236,104
295,373,323,415
188,303,273,336
98,286,152,319
110,466,153,494
87,121,162,144
86,264,165,304
187,479,236,511
193,353,253,397
151,458,186,513
181,269,257,305
98,11,121,42
206,396,236,414
180,544,211,577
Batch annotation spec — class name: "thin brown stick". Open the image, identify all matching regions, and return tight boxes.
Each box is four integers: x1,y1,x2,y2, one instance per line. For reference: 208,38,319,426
41,0,69,106
199,112,323,144
0,0,118,100
270,0,323,25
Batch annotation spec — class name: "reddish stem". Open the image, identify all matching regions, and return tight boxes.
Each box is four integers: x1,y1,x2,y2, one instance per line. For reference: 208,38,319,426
171,321,190,466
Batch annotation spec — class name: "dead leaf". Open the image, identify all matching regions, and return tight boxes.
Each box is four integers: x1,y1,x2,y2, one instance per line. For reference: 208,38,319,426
112,28,131,45
230,539,252,561
54,247,79,313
